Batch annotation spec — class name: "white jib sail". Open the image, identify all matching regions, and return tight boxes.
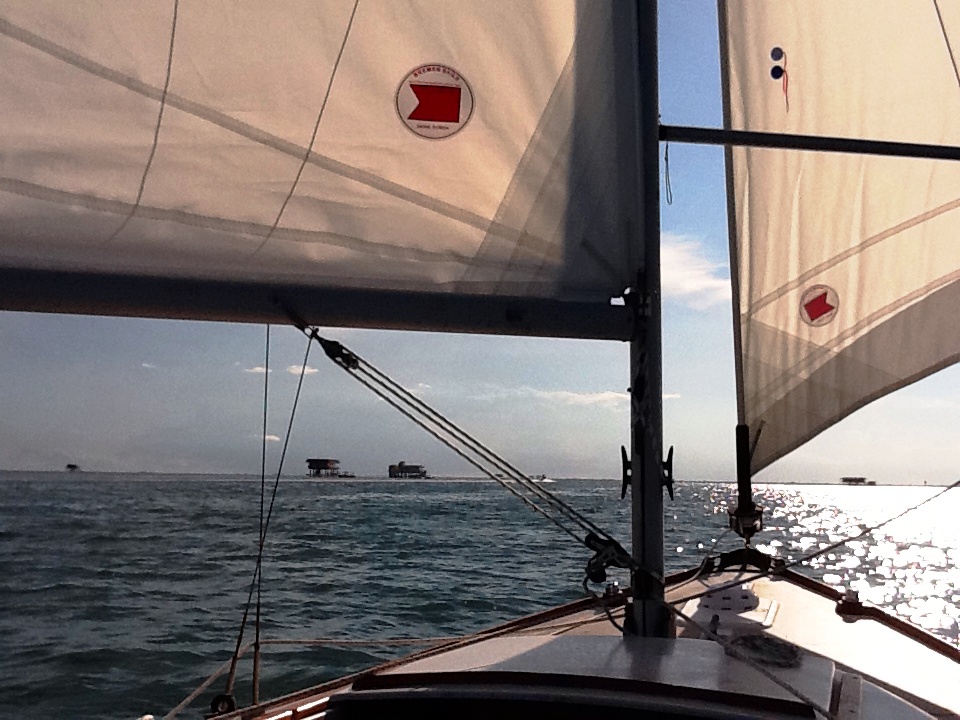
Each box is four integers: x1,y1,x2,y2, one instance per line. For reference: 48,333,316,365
0,1,645,338
722,0,960,473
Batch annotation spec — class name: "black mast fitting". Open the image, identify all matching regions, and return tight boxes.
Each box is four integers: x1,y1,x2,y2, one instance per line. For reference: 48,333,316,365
728,423,763,542
620,444,674,501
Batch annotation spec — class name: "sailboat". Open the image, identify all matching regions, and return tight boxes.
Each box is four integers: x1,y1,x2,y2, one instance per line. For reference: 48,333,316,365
1,1,958,719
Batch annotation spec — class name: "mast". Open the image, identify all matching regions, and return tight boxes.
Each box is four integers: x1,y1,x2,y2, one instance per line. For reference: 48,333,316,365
717,0,761,542
630,0,668,637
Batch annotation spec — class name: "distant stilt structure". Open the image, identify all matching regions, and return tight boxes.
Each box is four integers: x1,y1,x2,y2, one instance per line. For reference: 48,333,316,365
307,458,340,478
388,461,427,478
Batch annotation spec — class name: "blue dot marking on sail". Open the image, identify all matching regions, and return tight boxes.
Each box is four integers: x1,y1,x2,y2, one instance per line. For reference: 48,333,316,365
770,46,786,80
769,46,789,111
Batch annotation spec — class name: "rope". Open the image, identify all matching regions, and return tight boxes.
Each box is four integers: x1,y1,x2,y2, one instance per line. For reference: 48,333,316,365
346,364,585,546
107,0,179,243
303,328,618,551
357,358,612,539
252,0,359,255
665,602,834,719
262,637,460,647
299,328,665,592
682,479,960,604
583,576,627,634
663,142,673,205
666,528,733,595
224,333,314,694
253,324,270,702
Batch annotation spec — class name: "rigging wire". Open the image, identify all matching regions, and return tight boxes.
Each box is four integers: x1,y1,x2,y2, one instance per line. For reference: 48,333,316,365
107,0,179,244
346,361,586,546
682,479,960,604
219,325,958,720
253,324,270,704
357,356,613,540
252,0,360,255
224,333,314,696
218,323,958,720
666,528,734,595
299,328,661,591
303,328,620,550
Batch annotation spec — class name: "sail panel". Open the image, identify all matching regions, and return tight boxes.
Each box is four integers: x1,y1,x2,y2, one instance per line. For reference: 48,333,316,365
722,1,960,472
0,1,644,337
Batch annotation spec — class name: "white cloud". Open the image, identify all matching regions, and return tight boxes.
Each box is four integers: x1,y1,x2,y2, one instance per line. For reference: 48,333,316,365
406,382,431,396
286,365,319,375
661,233,731,309
264,434,280,442
663,392,681,400
244,366,272,374
528,388,627,407
473,384,627,408
141,362,157,369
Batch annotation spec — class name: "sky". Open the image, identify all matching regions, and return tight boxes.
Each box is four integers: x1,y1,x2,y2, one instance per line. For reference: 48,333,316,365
0,3,956,485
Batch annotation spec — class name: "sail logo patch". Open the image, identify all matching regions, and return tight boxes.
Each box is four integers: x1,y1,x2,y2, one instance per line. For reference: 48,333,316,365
800,285,839,326
397,64,473,139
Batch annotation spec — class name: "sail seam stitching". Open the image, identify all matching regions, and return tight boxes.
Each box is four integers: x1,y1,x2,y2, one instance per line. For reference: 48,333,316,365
748,268,960,415
755,348,960,473
0,176,509,268
747,196,960,316
455,38,576,292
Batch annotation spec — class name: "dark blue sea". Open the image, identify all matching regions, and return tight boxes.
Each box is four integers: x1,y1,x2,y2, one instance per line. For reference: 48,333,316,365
2,473,958,719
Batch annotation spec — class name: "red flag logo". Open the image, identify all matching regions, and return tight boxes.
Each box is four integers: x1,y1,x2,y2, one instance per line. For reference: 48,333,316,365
803,292,834,322
799,284,839,327
407,84,461,123
397,64,473,139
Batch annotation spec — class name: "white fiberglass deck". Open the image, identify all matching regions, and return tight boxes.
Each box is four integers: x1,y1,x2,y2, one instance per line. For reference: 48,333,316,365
216,569,958,720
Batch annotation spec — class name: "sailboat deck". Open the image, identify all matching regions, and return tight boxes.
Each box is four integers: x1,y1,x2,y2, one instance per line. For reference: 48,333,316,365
218,569,959,720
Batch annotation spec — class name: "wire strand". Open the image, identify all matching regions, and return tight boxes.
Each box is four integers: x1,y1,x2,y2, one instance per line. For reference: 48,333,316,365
252,0,360,255
225,333,313,694
107,0,179,243
357,358,611,538
302,330,656,584
683,479,960,603
253,324,270,702
345,366,585,546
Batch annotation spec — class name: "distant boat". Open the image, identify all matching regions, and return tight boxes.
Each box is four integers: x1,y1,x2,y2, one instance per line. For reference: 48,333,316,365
840,476,876,486
64,464,79,472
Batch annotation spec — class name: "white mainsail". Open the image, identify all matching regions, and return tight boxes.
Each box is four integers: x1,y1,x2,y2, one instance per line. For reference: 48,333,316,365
721,0,960,473
0,1,644,338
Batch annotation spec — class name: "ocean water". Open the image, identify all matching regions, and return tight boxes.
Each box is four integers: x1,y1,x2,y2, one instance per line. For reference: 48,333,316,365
1,473,958,719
